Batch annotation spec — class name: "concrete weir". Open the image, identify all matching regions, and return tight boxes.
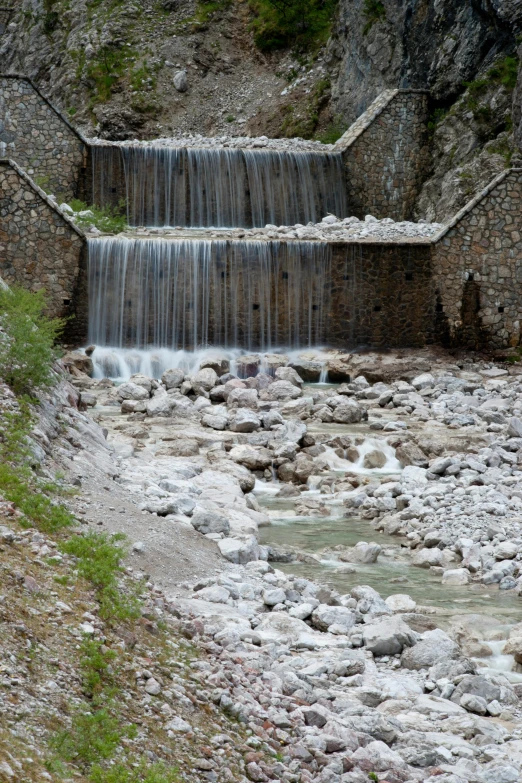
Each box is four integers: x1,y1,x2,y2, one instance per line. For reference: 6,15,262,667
1,73,522,350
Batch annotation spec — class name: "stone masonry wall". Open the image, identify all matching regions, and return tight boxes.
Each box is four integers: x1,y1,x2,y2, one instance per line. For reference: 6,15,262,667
337,90,430,222
0,75,88,201
0,159,87,342
328,241,436,348
432,169,522,350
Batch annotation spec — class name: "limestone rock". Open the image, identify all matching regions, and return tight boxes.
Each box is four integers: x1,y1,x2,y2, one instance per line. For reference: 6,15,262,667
362,616,417,655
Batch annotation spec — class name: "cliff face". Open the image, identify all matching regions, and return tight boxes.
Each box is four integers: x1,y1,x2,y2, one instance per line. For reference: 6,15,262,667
1,0,521,220
328,0,522,221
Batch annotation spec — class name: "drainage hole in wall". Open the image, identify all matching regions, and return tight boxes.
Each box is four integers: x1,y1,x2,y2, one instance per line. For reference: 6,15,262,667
468,273,474,281
436,303,443,312
252,303,260,311
373,305,381,312
63,299,70,306
111,187,117,193
498,306,504,313
282,272,289,280
312,304,319,311
405,272,413,281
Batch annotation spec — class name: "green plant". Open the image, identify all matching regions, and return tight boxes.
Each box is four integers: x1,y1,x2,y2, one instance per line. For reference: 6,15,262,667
51,705,135,767
362,0,385,35
80,638,119,699
427,107,448,136
69,199,128,234
60,531,140,621
196,0,232,23
90,760,180,783
34,174,52,193
368,774,379,783
0,286,63,396
86,45,131,103
249,0,336,52
315,118,347,144
225,114,235,122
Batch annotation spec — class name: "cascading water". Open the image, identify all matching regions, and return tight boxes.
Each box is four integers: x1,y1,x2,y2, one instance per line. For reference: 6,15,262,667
92,145,348,228
88,236,334,378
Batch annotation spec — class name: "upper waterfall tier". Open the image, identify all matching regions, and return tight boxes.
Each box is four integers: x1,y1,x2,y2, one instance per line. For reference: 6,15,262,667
92,145,348,229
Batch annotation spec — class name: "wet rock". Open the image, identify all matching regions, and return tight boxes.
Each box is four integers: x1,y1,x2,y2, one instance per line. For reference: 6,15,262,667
289,359,323,382
274,366,303,387
200,356,230,376
412,548,443,568
332,399,364,424
363,449,387,469
442,568,471,585
62,351,94,377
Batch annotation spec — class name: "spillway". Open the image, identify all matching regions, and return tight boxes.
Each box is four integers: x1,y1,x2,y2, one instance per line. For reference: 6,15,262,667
92,145,348,228
88,236,333,354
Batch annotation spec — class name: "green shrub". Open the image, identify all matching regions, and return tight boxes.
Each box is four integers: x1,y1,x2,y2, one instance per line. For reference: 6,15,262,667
51,706,135,767
316,117,347,144
69,199,128,234
362,0,385,35
90,761,180,783
0,286,63,396
250,0,336,52
60,531,140,621
80,638,118,699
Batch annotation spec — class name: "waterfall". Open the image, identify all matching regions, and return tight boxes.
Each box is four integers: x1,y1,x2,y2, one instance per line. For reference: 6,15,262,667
92,146,348,228
88,236,332,356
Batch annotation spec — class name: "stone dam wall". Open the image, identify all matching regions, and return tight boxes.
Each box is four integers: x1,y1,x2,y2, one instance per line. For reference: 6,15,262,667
0,74,88,201
337,90,430,222
0,159,87,343
1,75,522,351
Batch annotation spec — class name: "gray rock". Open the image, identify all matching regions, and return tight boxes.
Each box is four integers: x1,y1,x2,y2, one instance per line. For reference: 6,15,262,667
118,381,150,401
362,616,417,655
460,693,488,715
191,509,230,536
311,604,356,632
173,70,188,92
263,588,286,606
274,366,304,387
401,628,459,669
218,535,260,564
507,416,522,438
266,381,302,401
162,368,185,389
229,409,261,433
192,368,218,395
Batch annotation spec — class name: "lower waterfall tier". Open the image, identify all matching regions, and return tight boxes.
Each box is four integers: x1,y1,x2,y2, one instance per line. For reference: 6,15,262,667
87,237,334,353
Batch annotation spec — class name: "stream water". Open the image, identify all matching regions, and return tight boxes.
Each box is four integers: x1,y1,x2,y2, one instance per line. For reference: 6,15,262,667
255,428,522,681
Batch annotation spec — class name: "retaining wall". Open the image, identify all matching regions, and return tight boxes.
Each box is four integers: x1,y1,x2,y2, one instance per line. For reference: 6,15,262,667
0,159,87,342
432,168,522,350
0,75,88,201
336,90,430,222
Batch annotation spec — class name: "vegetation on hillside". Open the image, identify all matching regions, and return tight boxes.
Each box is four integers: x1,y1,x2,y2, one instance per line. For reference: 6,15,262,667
249,0,336,51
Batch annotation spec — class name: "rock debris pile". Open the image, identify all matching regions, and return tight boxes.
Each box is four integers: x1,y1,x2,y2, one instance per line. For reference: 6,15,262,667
87,135,336,151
